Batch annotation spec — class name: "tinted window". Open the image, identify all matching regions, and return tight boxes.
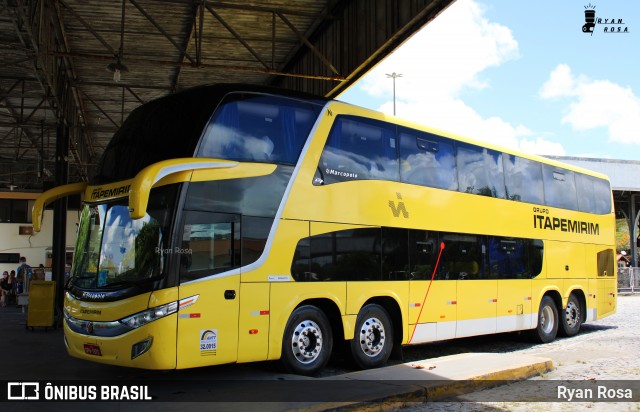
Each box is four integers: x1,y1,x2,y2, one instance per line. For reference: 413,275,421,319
241,216,271,266
294,228,381,281
198,94,321,165
488,237,543,279
399,129,457,190
382,228,409,280
409,230,441,280
291,236,311,281
543,165,578,210
576,173,612,214
315,116,398,185
179,212,241,282
441,233,485,280
292,228,544,282
457,144,505,198
184,166,293,217
504,155,544,204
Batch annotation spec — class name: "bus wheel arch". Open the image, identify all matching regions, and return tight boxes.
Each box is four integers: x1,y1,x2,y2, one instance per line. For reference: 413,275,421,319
529,292,561,343
280,304,334,376
559,290,585,337
350,296,402,369
280,299,344,375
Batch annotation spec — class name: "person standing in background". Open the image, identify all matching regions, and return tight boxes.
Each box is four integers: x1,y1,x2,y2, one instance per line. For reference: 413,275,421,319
16,256,32,293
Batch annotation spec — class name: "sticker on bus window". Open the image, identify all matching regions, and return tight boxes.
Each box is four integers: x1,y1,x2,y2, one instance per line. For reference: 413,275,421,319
200,329,217,353
97,270,108,287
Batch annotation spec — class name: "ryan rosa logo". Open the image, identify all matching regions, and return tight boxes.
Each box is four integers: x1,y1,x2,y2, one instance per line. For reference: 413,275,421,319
582,3,629,34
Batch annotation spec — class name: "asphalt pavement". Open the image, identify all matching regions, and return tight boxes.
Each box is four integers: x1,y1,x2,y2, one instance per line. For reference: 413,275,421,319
0,301,555,411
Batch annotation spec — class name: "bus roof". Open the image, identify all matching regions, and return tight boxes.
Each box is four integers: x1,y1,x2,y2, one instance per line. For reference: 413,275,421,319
93,84,328,185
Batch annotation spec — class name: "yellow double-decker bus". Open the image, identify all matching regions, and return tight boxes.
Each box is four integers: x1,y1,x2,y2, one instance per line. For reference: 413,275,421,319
34,84,616,375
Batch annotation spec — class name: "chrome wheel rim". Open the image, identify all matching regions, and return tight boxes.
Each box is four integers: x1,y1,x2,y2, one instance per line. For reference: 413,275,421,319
541,305,555,334
358,317,386,357
565,301,580,329
291,320,323,364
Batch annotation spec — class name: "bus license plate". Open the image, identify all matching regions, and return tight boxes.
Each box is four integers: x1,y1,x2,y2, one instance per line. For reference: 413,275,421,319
84,343,102,356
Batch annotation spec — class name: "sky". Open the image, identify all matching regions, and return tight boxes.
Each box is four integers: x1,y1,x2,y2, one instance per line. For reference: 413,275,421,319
339,0,640,160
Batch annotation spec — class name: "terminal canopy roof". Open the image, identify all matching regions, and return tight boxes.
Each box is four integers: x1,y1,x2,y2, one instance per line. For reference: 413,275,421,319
0,0,455,190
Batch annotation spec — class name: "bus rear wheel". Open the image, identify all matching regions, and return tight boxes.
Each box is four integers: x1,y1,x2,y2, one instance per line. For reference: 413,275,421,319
281,305,333,376
530,296,558,343
559,294,582,337
350,304,393,369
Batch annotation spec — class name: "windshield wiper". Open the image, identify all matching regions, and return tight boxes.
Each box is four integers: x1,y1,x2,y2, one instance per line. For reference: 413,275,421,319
100,274,165,291
65,274,97,290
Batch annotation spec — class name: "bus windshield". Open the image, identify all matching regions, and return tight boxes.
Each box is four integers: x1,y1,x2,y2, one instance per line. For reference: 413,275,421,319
71,185,177,290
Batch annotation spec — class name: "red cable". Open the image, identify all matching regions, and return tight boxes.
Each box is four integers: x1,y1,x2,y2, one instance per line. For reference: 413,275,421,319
409,242,445,343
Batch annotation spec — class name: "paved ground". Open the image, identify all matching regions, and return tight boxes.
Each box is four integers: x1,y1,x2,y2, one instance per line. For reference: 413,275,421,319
398,294,640,412
1,295,638,411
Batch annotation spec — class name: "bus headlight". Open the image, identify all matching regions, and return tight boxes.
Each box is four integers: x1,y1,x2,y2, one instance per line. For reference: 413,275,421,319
121,301,178,329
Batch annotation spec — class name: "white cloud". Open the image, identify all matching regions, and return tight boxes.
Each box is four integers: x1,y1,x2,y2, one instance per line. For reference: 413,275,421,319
361,0,519,101
519,138,566,156
346,0,564,156
540,64,640,144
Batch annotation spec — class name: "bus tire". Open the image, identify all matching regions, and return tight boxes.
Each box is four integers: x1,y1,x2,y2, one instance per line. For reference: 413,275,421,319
350,304,393,369
530,295,559,343
559,293,582,337
281,305,333,376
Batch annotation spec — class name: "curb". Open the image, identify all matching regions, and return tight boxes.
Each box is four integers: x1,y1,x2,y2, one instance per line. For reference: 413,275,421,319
292,355,554,412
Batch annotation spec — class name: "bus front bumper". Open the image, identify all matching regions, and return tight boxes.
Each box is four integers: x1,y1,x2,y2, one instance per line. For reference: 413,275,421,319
63,314,177,370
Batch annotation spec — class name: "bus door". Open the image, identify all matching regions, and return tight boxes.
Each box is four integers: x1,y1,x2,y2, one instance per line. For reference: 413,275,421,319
408,231,457,342
595,247,616,318
448,234,498,338
491,238,536,332
175,211,241,369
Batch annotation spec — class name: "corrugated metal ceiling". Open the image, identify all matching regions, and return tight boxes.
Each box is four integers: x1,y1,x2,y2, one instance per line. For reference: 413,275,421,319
0,0,454,191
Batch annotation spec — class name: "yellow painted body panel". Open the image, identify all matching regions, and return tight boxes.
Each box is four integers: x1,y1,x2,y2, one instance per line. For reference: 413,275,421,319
345,281,408,328
409,280,457,342
546,241,586,279
64,291,151,322
456,280,497,337
176,275,240,369
496,279,533,332
409,280,457,324
598,278,617,318
237,282,271,362
148,287,179,308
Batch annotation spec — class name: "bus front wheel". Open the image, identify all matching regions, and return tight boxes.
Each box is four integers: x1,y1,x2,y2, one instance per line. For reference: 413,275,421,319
530,296,559,343
350,304,393,369
559,294,582,337
281,305,333,376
